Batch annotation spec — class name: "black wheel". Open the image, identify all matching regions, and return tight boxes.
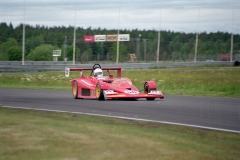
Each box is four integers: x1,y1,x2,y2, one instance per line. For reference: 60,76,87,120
144,82,155,100
96,83,105,100
72,81,78,99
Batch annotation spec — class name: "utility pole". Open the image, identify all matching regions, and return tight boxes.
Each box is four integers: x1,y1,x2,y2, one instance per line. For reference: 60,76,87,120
73,0,76,65
136,34,141,61
194,7,200,62
73,28,76,64
116,0,121,64
230,33,233,62
64,36,67,61
194,33,198,62
116,30,120,64
22,0,25,65
157,9,162,63
143,39,148,62
230,1,235,62
156,31,160,63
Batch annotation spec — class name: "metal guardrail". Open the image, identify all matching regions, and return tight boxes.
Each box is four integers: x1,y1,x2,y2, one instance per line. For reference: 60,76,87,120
0,61,235,72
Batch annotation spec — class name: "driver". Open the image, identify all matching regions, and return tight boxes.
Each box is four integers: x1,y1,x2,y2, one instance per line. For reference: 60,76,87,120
93,68,103,77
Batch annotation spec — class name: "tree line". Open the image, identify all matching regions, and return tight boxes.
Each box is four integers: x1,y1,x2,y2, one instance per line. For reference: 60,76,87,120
0,22,239,62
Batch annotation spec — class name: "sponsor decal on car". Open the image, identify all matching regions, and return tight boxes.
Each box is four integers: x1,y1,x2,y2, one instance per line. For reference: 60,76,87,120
104,90,118,95
124,90,139,94
81,80,93,86
148,90,162,95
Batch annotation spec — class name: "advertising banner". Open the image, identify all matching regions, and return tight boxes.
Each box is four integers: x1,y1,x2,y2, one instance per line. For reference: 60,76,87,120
95,35,106,42
84,35,94,42
106,34,118,42
119,34,130,41
84,34,130,43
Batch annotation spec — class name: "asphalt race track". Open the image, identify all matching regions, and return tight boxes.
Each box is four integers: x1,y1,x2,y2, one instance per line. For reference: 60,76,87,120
1,88,240,133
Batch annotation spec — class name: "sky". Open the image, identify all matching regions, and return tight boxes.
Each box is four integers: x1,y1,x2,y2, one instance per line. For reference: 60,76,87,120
0,0,239,34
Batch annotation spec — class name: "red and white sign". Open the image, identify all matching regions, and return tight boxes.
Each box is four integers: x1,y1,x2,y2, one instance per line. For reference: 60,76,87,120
84,35,94,42
95,35,106,42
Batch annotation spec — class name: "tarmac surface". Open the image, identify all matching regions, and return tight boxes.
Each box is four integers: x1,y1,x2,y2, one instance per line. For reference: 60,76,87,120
1,88,240,133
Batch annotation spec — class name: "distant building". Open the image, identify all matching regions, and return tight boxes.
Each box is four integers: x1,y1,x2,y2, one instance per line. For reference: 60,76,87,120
219,53,240,62
219,54,230,61
234,52,240,62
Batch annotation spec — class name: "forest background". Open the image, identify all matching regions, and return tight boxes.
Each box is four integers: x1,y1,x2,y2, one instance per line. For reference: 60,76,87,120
0,22,240,63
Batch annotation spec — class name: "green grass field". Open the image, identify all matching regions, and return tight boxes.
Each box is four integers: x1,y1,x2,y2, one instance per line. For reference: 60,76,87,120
0,66,240,97
0,107,240,160
1,66,240,159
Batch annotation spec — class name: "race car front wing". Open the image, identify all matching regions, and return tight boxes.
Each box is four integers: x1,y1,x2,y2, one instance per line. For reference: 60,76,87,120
103,90,164,99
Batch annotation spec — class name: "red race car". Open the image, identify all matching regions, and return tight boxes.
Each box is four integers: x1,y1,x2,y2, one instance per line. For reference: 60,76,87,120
65,64,164,100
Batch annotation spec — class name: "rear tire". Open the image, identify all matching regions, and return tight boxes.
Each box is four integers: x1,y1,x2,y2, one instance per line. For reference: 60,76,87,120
96,83,105,100
72,81,78,99
144,82,155,100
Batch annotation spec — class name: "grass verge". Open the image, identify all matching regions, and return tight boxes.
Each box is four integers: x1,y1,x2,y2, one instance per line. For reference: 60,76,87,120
0,67,240,97
0,107,240,160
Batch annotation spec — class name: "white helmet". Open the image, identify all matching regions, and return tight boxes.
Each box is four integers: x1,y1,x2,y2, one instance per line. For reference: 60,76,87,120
94,68,103,77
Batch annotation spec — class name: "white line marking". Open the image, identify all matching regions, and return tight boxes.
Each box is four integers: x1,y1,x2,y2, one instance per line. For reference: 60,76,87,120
2,106,240,134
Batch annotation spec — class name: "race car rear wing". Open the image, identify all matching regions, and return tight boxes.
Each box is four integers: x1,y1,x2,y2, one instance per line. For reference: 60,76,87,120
65,67,122,78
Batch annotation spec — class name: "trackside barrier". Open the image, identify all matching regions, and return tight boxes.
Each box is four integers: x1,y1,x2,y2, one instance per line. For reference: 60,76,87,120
0,61,235,72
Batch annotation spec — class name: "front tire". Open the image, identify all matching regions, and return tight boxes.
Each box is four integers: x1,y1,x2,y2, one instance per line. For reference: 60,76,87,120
96,83,105,100
144,82,155,100
72,81,78,99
